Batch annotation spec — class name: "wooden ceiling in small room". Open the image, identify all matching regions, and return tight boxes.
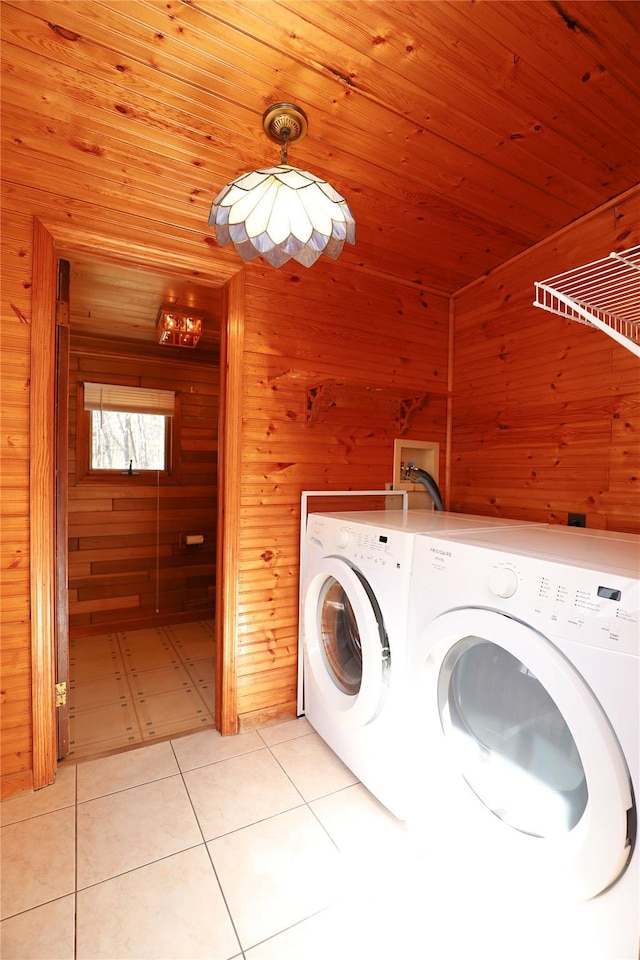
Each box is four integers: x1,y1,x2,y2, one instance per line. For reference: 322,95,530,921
2,1,639,333
67,258,224,356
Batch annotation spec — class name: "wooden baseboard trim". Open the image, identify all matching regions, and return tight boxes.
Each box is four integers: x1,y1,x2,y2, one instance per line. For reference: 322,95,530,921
236,701,298,734
1,770,35,802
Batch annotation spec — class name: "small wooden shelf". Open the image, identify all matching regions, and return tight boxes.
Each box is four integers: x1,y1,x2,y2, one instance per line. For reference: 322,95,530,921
267,368,448,435
305,382,433,434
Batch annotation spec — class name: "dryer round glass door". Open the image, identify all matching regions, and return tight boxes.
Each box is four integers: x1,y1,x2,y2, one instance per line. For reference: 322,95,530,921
442,639,588,839
303,557,390,727
418,607,634,901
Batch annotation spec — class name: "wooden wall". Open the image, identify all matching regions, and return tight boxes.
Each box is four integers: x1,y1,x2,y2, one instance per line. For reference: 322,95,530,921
450,189,640,533
236,262,450,728
67,339,218,636
0,204,449,795
2,190,638,796
2,0,638,798
1,209,34,797
4,191,638,796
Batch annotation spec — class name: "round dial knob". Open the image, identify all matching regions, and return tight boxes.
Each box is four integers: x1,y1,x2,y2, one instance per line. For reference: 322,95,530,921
488,567,518,598
336,528,351,549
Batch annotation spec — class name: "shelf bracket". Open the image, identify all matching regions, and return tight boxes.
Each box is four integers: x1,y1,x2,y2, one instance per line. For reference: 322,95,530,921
399,394,430,434
306,380,337,424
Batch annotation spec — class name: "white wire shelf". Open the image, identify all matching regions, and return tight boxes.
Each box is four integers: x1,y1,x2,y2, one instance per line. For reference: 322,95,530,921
533,245,640,358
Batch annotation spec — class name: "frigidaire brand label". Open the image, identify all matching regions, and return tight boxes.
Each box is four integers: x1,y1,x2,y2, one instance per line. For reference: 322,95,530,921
429,547,452,557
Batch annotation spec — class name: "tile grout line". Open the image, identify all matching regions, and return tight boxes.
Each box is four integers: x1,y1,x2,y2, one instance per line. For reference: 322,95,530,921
114,627,146,748
258,728,308,810
2,718,341,959
73,763,78,960
261,730,348,853
131,624,216,734
171,737,247,960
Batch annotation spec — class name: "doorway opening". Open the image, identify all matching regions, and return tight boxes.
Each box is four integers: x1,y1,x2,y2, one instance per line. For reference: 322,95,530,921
29,219,245,789
58,258,223,760
60,257,222,761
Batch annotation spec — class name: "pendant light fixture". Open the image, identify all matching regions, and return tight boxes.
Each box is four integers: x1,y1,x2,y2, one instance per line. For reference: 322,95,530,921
208,103,355,268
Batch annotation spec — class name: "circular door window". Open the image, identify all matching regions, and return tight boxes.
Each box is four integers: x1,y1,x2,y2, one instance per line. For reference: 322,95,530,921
421,607,634,900
440,637,588,839
318,577,363,695
304,557,389,727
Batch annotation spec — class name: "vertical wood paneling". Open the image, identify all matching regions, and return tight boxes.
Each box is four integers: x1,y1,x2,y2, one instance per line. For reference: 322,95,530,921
235,261,449,729
451,190,640,532
1,0,637,795
3,193,637,798
1,210,34,794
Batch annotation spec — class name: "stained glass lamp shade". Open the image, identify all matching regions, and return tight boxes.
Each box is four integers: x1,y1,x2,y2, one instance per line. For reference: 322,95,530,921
208,104,355,269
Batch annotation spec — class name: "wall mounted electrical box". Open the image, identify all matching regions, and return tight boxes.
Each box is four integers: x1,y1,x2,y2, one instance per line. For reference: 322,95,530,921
392,439,440,508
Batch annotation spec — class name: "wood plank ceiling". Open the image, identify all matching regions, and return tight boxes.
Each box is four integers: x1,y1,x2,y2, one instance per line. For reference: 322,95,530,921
2,0,639,341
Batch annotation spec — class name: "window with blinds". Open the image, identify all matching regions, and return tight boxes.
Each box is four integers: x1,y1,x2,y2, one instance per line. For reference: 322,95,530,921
83,382,175,417
78,382,179,479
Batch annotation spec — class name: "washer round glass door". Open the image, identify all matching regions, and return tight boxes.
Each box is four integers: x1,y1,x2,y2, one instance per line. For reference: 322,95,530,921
304,556,390,727
421,608,633,901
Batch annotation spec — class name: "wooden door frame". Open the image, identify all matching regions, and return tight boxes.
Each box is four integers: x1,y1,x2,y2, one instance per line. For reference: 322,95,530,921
30,220,58,788
30,218,244,787
54,267,71,759
214,271,244,734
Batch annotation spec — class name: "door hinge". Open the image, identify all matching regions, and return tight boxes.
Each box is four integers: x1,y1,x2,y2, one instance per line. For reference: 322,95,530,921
55,300,70,327
55,681,67,708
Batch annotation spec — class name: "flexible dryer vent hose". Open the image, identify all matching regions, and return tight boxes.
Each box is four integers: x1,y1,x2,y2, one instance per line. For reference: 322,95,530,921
405,464,444,511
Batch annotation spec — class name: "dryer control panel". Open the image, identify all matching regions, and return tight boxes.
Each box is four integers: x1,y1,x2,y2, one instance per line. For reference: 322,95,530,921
412,535,639,656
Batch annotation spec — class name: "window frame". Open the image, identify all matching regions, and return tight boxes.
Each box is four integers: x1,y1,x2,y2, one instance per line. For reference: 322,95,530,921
76,382,182,484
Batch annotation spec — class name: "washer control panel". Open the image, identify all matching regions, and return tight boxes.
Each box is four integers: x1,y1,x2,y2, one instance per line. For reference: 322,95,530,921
336,528,351,549
306,515,413,573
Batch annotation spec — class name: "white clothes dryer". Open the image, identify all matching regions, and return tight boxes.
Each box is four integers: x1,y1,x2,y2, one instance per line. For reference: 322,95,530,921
406,525,639,959
300,509,545,820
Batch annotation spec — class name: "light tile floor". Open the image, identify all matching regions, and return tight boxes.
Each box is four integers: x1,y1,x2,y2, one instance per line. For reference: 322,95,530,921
0,718,617,960
0,719,426,960
68,621,215,759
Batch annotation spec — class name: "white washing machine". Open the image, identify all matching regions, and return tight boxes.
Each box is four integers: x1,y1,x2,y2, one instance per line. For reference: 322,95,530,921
406,524,640,959
300,508,546,820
